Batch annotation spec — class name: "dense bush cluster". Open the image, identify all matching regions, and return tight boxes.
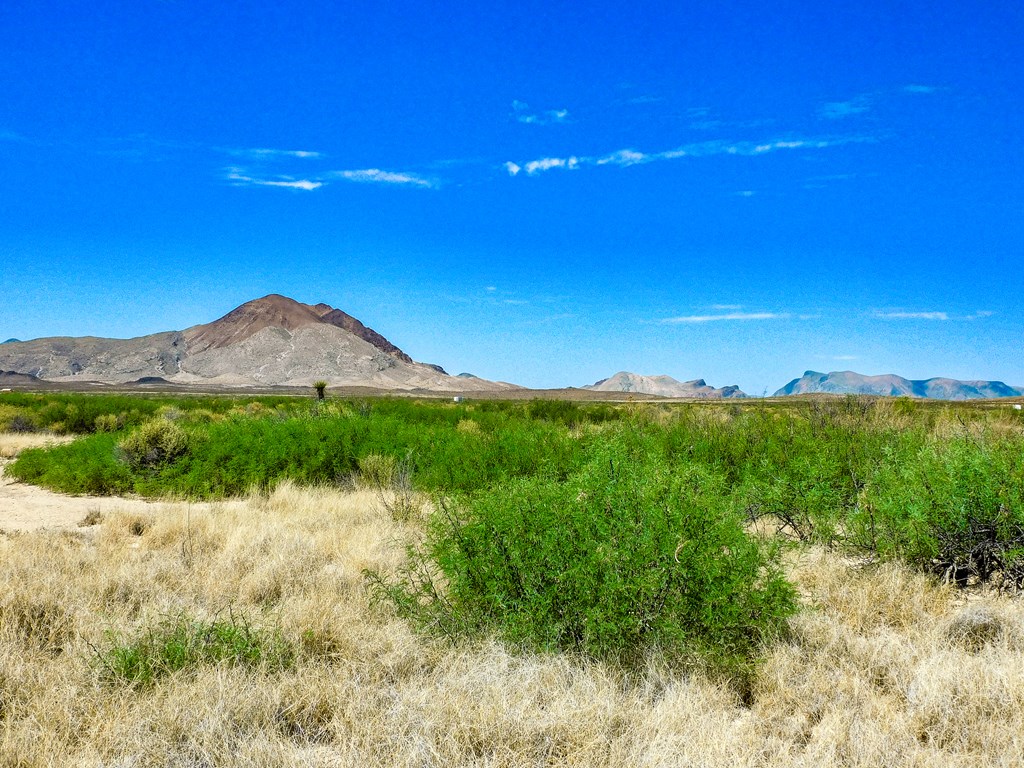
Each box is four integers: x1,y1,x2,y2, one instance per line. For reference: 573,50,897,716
5,390,1024,679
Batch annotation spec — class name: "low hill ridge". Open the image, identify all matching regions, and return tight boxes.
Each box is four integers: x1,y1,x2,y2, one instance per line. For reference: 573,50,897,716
775,370,1024,400
583,371,746,399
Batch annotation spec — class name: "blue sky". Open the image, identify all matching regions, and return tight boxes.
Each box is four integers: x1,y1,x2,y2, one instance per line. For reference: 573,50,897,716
1,0,1021,392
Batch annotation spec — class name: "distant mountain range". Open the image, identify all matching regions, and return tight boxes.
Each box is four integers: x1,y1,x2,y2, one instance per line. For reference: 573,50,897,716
583,372,745,399
1,300,1020,399
775,371,1024,400
0,295,516,392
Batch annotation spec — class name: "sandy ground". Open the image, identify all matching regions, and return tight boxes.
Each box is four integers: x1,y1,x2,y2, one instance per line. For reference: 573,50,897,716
0,457,161,531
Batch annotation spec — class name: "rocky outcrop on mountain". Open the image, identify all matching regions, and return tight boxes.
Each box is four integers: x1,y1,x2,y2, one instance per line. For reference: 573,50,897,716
583,372,746,399
775,370,1024,400
0,369,41,385
0,295,516,392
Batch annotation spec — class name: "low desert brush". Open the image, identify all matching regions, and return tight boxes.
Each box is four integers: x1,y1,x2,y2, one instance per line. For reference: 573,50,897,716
370,441,796,682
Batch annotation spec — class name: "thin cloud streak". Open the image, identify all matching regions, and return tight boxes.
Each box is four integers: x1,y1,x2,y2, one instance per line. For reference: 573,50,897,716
225,167,322,191
873,311,949,320
331,169,436,188
230,147,323,159
506,135,873,177
512,101,570,125
661,312,790,324
819,94,873,119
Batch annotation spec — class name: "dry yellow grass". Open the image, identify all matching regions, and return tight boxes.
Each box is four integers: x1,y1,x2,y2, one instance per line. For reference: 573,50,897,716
0,432,75,458
2,482,1024,766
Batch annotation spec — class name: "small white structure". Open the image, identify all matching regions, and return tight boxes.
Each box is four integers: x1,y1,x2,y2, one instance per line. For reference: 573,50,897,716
1014,404,1022,411
453,396,463,404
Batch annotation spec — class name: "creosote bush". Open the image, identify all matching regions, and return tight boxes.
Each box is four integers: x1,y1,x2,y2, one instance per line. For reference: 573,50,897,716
852,437,1024,587
117,418,191,471
370,442,796,681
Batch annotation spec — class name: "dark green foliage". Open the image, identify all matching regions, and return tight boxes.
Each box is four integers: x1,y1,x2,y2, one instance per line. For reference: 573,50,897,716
96,612,294,688
0,391,298,435
526,398,621,427
370,443,796,679
852,437,1024,586
9,434,134,495
8,391,1024,593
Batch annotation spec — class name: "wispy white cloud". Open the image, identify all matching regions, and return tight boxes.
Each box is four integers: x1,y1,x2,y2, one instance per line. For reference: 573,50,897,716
819,95,873,119
736,190,755,197
873,311,949,320
505,134,872,178
225,167,323,191
332,169,435,188
661,312,790,324
506,156,580,176
711,304,743,310
904,84,940,94
833,355,858,361
512,101,570,125
596,149,649,167
230,147,323,159
485,286,497,292
966,310,995,320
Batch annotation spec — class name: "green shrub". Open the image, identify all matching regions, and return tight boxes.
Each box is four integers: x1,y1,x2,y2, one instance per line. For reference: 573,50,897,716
118,418,191,471
852,438,1024,586
9,434,134,495
96,612,294,688
370,443,796,680
0,404,33,432
94,413,120,433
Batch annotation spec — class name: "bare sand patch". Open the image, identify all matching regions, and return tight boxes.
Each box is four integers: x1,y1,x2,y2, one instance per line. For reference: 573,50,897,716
0,457,162,531
0,431,75,458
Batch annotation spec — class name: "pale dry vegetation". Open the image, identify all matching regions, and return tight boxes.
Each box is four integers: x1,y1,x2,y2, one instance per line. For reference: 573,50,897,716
0,432,74,459
3,482,1024,766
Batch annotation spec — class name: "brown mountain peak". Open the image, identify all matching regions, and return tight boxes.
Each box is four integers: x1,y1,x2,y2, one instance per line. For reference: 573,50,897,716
182,294,414,363
184,294,325,353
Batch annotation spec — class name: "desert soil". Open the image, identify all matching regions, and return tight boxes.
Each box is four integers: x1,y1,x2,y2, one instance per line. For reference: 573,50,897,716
0,458,161,531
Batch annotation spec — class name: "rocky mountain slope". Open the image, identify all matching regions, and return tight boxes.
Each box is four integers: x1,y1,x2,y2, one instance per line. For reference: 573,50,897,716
775,370,1024,399
583,372,746,398
0,295,515,392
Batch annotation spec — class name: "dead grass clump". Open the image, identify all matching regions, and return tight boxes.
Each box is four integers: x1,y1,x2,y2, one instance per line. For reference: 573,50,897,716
0,595,76,657
943,602,1021,653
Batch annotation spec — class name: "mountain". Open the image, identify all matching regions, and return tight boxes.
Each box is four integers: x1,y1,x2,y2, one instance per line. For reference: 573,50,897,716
583,372,746,399
775,371,1024,400
1,339,20,344
0,294,514,392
